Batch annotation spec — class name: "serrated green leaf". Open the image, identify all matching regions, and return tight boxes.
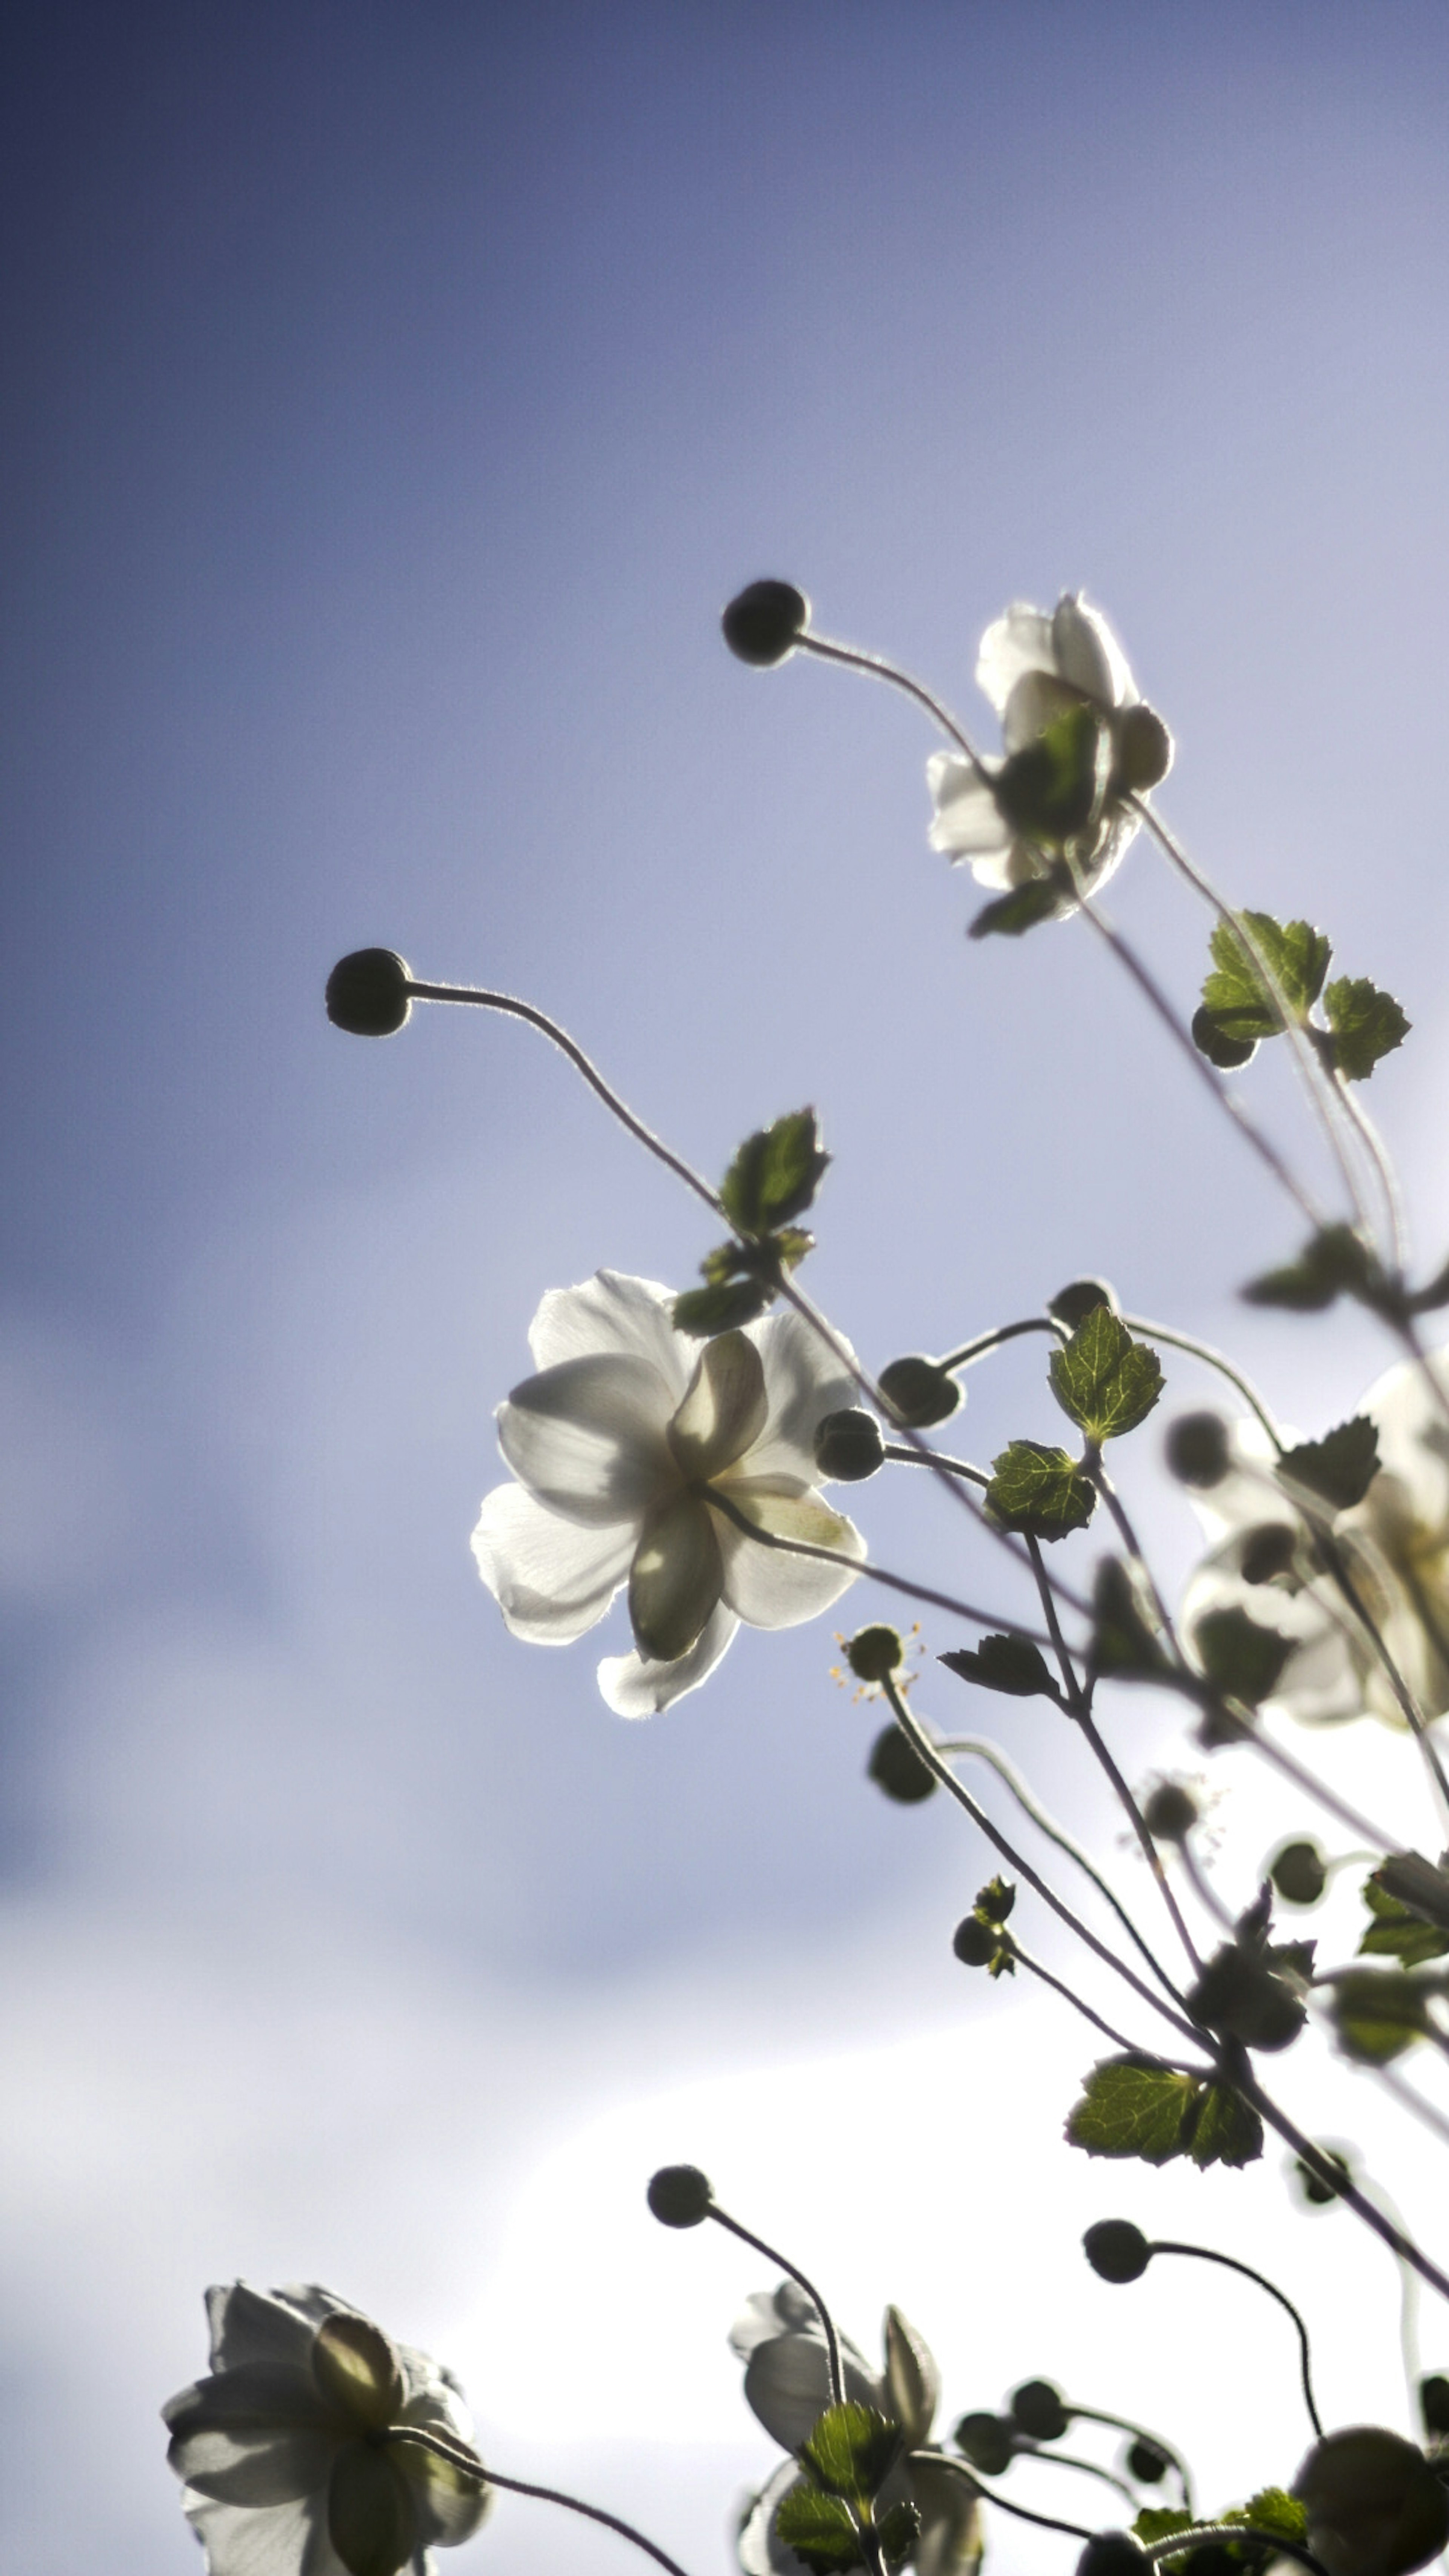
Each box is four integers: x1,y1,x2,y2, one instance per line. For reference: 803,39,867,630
1323,977,1411,1080
1276,1415,1380,1511
939,1634,1057,1696
1324,1966,1435,2063
976,1875,1016,1924
1184,2081,1264,2168
672,1277,774,1336
1193,1606,1294,1706
1230,2489,1307,2542
1134,2509,1194,2550
720,1110,830,1237
1241,1224,1376,1312
1048,1306,1163,1443
1359,1867,1449,1968
986,1442,1097,1541
1064,2056,1200,2164
1201,911,1332,1042
874,2502,922,2569
800,2405,903,2505
967,878,1064,940
774,2484,864,2575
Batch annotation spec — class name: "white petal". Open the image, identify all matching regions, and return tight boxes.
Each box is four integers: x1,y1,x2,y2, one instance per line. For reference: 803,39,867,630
170,2428,336,2508
203,2285,340,2376
1001,667,1085,756
526,1271,692,1404
974,604,1054,717
926,752,1012,859
741,1309,860,1483
182,2490,345,2576
628,1493,724,1662
472,1485,631,1642
737,2458,806,2576
1051,592,1135,708
669,1332,769,1479
598,1601,739,1716
497,1353,674,1523
714,1480,864,1629
1354,1346,1449,1538
743,2331,884,2451
400,2446,492,2549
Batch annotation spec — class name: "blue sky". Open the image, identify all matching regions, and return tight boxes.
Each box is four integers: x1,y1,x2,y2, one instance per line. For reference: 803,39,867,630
5,5,1449,2571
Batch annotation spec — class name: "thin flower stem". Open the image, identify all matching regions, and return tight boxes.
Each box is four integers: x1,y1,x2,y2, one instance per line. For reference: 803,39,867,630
1141,2526,1329,2576
1008,1934,1173,2061
380,2433,696,2576
1176,1837,1237,1936
906,2452,1093,2543
934,1732,1184,2006
1067,2408,1194,2515
404,980,727,1226
938,1315,1066,1372
1334,1069,1407,1274
705,2206,845,2409
1120,1315,1286,1452
882,1443,988,1485
795,632,990,778
701,1483,1060,1648
1147,2238,1323,2438
880,1676,1203,2046
1022,2447,1140,2510
1231,2062,1449,2303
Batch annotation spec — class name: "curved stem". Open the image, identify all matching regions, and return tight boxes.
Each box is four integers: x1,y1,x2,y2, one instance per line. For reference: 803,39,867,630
380,2433,695,2576
1066,2408,1195,2516
1009,1936,1171,2060
795,632,989,777
1221,2055,1449,2302
938,1315,1066,1372
1148,2238,1323,2437
1334,1070,1407,1274
1141,2525,1329,2576
706,2206,844,2409
1120,1316,1286,1452
906,2451,1092,2543
1021,2447,1140,2510
882,1443,988,1486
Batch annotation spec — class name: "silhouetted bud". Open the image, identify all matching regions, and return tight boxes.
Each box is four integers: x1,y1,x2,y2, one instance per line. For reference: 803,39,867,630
846,1624,906,1683
1011,2379,1069,2442
815,1408,886,1481
1294,2427,1449,2576
1127,2439,1169,2484
326,948,412,1037
1420,2374,1449,2437
952,1915,998,1967
1165,1411,1231,1488
1142,1779,1200,1844
721,579,810,666
1083,2220,1151,2284
646,2165,713,2227
877,1356,960,1428
869,1724,936,1804
1271,1839,1328,1907
1049,1278,1119,1330
1192,1004,1258,1071
1112,703,1173,793
954,2413,1015,2478
1295,2146,1351,2207
1075,2533,1150,2576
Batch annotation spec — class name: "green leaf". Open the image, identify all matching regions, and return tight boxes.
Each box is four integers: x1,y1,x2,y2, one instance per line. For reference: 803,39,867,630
1324,1966,1435,2063
1229,2490,1308,2542
720,1110,831,1236
968,878,1064,940
976,1875,1016,1924
1193,1606,1294,1706
1192,1004,1259,1071
1276,1415,1380,1512
939,1634,1057,1697
800,2405,903,2505
1185,2080,1264,2170
1358,1866,1449,1968
873,2502,922,2570
1323,977,1411,1080
774,2484,864,2575
1241,1224,1377,1312
986,1443,1097,1541
1048,1307,1164,1443
1134,2509,1195,2551
1200,911,1332,1044
672,1277,774,1336
1065,2056,1201,2165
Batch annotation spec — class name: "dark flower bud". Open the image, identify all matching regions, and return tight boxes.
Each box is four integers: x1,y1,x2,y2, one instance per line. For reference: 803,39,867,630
814,1408,886,1481
1075,2533,1150,2576
1419,2374,1449,2437
1295,2146,1352,2207
1112,703,1174,793
1271,1839,1328,1907
326,948,412,1037
1011,2379,1069,2442
721,579,810,667
1127,2439,1169,2484
846,1624,906,1683
1165,1411,1231,1489
954,2413,1016,2478
1187,1939,1308,2052
1294,2426,1449,2576
1241,1524,1300,1585
952,1914,998,1967
1049,1278,1120,1330
1142,1779,1200,1844
868,1724,936,1804
1083,2219,1151,2284
646,2164,713,2227
877,1356,961,1429
1192,1004,1259,1071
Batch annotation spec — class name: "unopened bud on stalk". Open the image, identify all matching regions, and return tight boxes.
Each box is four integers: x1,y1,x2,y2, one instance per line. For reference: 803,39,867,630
1011,2379,1069,2442
868,1725,936,1804
1271,1839,1329,1906
1165,1412,1231,1487
954,2413,1016,2477
1294,2427,1449,2576
721,580,810,667
646,2165,714,2228
326,948,412,1037
877,1356,960,1428
1083,2220,1151,2284
1142,1779,1200,1844
814,1408,886,1481
1049,1278,1120,1330
846,1624,906,1684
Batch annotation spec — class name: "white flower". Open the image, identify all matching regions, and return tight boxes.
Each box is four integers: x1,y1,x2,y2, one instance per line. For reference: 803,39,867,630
163,2284,489,2576
472,1272,866,1716
927,593,1168,913
1180,1350,1449,1728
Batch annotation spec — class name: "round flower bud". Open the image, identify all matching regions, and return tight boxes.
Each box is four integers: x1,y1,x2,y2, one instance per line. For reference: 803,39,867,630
646,2164,714,2227
868,1724,936,1804
877,1356,961,1429
1295,2146,1351,2207
1083,2219,1151,2284
1113,702,1174,793
846,1624,906,1684
326,948,413,1037
1142,1779,1200,1844
721,579,810,667
952,1913,998,1967
954,2413,1016,2478
1011,2379,1069,2442
1192,1004,1258,1071
1294,2427,1449,2576
815,1408,886,1482
1271,1839,1328,1907
1049,1278,1120,1330
1419,2374,1449,2437
1164,1410,1231,1489
1075,2534,1150,2576
1127,2439,1169,2485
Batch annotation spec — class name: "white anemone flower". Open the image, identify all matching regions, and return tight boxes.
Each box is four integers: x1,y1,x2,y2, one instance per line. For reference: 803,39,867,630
927,593,1167,914
163,2283,489,2576
472,1271,866,1716
1180,1349,1449,1729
